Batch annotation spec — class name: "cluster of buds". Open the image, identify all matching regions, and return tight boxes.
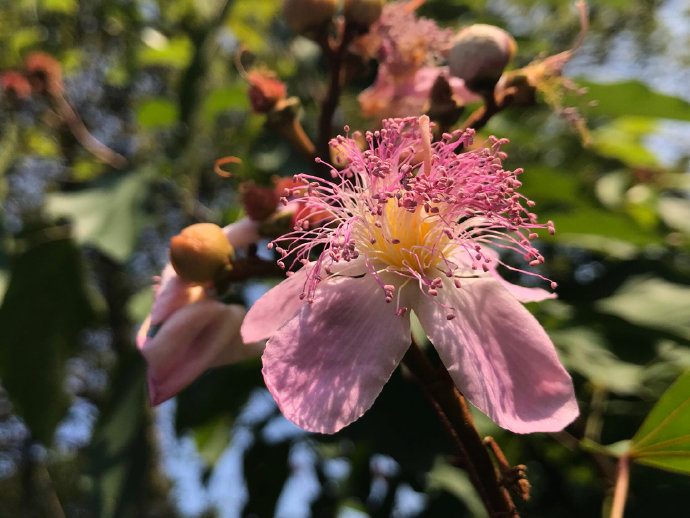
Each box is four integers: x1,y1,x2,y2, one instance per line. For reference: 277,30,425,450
281,0,385,35
1,51,63,105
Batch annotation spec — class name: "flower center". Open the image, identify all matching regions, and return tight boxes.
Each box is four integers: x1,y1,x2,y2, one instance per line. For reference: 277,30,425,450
355,199,450,276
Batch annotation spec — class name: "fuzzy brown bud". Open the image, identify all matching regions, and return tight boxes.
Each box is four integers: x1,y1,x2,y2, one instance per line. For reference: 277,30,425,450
282,0,337,34
240,181,281,221
169,223,234,284
24,51,64,96
248,70,287,114
344,0,385,28
448,24,516,95
1,71,32,100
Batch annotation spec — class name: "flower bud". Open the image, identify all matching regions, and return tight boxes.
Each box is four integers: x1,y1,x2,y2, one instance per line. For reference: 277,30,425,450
448,24,516,95
1,71,32,100
240,181,280,221
282,0,337,34
169,223,234,284
344,0,385,28
247,70,287,114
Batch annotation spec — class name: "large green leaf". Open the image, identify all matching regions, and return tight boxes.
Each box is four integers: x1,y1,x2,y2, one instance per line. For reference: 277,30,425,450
551,328,643,395
596,277,690,341
0,227,99,444
630,370,690,475
44,169,153,263
581,80,690,122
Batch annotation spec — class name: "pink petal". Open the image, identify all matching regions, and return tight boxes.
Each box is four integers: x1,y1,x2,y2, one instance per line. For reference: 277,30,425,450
413,277,577,433
222,217,261,249
493,276,557,304
241,267,309,343
242,258,370,343
149,264,205,326
262,274,411,433
140,299,254,405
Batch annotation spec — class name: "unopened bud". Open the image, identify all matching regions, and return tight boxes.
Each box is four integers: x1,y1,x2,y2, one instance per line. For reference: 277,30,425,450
170,223,234,284
448,24,516,95
247,70,287,114
344,0,385,28
283,0,337,34
24,51,63,96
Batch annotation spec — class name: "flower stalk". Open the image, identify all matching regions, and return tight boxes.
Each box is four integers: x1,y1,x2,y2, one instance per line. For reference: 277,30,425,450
402,339,518,517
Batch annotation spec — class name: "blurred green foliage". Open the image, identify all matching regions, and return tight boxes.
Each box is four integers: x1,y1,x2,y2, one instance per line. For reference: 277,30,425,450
0,0,689,517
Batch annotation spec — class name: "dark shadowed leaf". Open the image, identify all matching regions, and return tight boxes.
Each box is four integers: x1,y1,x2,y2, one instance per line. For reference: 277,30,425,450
89,350,159,518
0,226,99,444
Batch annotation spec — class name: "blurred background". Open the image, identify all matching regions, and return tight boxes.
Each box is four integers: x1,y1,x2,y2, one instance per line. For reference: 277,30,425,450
1,0,689,517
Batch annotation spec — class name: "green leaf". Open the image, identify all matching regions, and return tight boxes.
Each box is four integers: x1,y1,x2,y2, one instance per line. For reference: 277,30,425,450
138,33,193,69
89,350,157,518
427,457,487,517
0,227,99,444
596,276,690,341
551,328,643,395
193,415,232,467
136,98,179,129
201,85,249,124
658,196,690,237
630,370,690,475
44,169,153,263
590,116,659,168
581,80,690,122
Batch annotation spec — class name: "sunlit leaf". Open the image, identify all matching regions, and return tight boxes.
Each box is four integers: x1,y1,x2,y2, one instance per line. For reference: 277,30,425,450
590,116,659,168
136,98,179,129
658,196,690,237
138,34,193,69
582,80,690,122
45,169,154,262
596,277,690,341
630,370,690,475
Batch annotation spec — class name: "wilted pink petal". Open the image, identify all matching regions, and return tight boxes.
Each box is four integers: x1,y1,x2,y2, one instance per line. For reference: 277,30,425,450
413,277,577,433
137,216,264,404
360,66,480,120
262,274,410,433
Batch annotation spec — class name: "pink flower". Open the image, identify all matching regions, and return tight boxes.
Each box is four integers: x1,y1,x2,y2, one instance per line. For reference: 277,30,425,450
138,218,264,405
242,116,577,434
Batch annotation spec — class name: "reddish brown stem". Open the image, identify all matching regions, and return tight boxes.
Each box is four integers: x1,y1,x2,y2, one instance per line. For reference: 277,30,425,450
52,93,127,169
402,341,518,517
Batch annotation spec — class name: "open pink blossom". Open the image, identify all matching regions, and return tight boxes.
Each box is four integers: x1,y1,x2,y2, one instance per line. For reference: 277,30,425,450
138,218,264,405
242,116,577,434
